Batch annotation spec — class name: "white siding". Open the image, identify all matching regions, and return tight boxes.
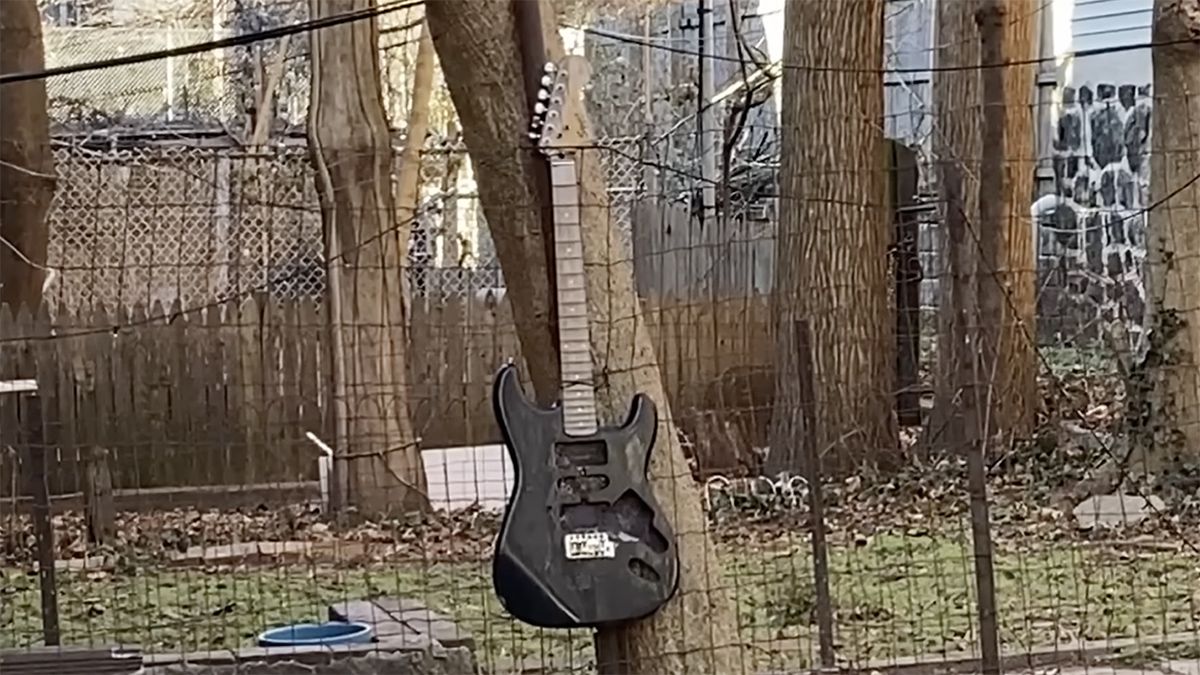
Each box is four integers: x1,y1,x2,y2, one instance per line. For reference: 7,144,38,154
1071,0,1152,53
883,0,936,146
1063,0,1152,86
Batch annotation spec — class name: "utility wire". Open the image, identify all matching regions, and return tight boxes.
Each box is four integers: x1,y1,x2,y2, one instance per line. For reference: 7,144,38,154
0,0,423,86
579,23,1194,75
3,2,1182,86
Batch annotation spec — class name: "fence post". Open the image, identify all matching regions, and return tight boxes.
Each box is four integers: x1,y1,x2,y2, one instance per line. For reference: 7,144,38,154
83,446,114,545
796,318,835,669
970,3,1005,673
18,390,59,646
889,141,923,427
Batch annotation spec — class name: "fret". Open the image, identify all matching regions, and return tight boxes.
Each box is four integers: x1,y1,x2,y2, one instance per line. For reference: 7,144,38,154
554,207,580,224
559,341,592,357
557,293,587,308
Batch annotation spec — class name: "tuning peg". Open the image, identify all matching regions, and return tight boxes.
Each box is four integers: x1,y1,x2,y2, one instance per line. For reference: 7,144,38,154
537,88,550,101
528,131,540,140
534,102,547,115
540,74,553,88
543,62,557,73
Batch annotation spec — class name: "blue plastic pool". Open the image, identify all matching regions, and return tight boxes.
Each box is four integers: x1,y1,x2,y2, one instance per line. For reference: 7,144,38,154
256,621,374,647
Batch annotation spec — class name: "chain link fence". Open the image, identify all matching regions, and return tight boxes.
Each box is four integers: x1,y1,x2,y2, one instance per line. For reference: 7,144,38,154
44,137,646,310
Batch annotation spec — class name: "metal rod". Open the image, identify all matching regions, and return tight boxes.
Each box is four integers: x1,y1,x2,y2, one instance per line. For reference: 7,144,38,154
971,2,1005,672
966,429,1001,675
512,0,561,407
796,319,835,668
21,393,59,646
514,0,549,115
698,0,717,214
642,11,657,199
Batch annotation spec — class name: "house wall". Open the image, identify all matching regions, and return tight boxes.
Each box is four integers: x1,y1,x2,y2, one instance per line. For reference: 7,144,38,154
879,0,1155,344
1036,0,1153,347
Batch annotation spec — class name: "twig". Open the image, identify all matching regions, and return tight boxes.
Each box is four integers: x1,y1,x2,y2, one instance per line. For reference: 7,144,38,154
335,439,429,498
336,438,422,461
0,158,56,181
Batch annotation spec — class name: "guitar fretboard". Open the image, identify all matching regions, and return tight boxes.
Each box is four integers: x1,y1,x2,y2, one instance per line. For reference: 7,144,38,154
549,156,598,437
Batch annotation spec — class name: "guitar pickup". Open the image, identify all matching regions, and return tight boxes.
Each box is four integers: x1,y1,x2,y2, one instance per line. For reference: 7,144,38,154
554,440,607,468
557,474,610,497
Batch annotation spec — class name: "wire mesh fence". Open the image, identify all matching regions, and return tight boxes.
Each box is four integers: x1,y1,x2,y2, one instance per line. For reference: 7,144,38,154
1,0,1195,667
1,123,1193,675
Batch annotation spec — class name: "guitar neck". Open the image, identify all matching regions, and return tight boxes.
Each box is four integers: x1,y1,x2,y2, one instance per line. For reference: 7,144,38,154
549,155,598,437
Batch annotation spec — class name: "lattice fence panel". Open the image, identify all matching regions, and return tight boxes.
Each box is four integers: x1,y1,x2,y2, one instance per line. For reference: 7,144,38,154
48,146,225,309
228,147,325,301
46,140,646,310
598,136,645,249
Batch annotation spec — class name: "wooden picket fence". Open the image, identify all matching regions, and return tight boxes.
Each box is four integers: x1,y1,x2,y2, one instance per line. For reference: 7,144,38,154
0,294,774,496
0,299,328,495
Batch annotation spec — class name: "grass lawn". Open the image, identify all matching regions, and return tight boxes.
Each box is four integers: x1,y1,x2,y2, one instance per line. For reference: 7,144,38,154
3,529,1197,672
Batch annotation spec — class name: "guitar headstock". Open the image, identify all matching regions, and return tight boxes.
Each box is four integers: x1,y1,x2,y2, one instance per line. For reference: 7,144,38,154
529,55,593,158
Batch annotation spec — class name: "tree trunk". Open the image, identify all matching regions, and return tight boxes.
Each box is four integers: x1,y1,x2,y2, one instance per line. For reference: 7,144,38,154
931,0,982,453
308,0,428,515
1136,0,1200,470
394,19,436,318
426,1,744,672
0,0,55,311
767,0,896,475
438,122,464,266
989,0,1038,440
423,1,561,407
930,0,1038,452
395,20,435,230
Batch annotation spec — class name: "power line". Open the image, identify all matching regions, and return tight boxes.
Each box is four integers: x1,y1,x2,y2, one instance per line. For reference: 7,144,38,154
6,2,1175,87
579,23,1193,76
0,0,423,86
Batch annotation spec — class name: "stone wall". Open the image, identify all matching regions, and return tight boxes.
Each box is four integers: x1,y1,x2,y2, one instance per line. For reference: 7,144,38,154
1037,82,1152,349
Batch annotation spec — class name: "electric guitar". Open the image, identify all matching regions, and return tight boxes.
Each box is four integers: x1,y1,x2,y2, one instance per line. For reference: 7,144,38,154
489,55,680,629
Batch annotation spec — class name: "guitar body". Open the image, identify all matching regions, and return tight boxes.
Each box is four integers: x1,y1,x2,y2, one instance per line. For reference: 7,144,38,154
491,364,680,628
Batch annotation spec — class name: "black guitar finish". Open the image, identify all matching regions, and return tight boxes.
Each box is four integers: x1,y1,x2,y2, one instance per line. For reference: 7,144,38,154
490,364,680,628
